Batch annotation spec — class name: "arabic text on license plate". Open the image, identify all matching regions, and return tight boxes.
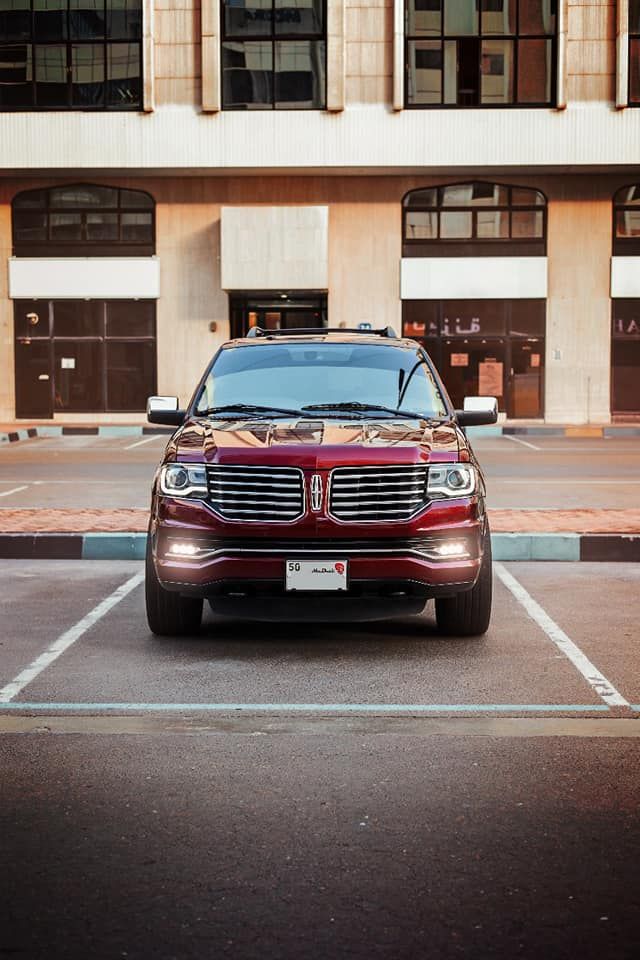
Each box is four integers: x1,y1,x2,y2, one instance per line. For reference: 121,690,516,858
285,559,348,591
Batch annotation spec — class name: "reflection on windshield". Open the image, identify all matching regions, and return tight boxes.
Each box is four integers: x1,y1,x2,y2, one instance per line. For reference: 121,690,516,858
195,343,448,418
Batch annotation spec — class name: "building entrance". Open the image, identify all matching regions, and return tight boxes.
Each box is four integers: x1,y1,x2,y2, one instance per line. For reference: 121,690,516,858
229,293,328,338
403,299,545,418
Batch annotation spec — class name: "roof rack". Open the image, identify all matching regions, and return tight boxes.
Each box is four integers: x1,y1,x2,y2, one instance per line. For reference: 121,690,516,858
245,326,398,339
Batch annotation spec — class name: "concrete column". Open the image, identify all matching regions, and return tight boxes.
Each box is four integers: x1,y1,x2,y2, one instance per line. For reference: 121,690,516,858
545,190,611,423
142,0,155,111
392,0,403,110
329,191,401,331
201,1,221,112
617,0,629,108
327,0,346,111
556,0,567,109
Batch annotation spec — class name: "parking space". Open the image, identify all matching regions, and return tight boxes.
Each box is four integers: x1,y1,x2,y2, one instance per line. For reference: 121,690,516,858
0,561,142,693
2,558,639,960
504,561,640,706
0,560,636,717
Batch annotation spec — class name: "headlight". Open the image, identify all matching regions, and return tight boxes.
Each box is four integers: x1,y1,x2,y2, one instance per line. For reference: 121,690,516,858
427,463,476,499
159,463,208,498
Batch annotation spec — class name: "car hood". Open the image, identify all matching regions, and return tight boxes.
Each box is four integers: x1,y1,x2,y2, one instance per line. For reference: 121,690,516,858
167,417,465,465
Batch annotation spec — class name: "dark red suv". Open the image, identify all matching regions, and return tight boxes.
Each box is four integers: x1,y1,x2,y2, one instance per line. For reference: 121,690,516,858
145,328,497,637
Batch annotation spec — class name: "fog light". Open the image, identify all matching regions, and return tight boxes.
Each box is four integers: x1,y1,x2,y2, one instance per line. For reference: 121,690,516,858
433,541,468,558
168,542,199,557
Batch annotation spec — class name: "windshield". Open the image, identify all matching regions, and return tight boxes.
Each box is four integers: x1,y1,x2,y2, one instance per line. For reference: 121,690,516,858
194,342,448,418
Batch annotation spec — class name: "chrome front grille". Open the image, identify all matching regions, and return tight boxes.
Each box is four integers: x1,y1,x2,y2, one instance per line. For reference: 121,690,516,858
329,465,429,522
206,466,304,522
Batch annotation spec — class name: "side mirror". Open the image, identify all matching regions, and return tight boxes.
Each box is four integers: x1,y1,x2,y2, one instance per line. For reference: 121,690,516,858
456,396,498,427
147,396,186,426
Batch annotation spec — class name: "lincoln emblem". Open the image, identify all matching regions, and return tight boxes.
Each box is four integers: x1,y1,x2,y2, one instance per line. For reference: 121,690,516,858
310,474,323,512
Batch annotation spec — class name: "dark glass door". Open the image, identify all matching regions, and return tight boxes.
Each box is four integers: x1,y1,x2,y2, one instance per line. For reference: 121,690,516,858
229,294,327,338
612,340,640,413
441,339,507,412
15,340,53,418
508,340,544,418
53,340,103,411
14,299,156,414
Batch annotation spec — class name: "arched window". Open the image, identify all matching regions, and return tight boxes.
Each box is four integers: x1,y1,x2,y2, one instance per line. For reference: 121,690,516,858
402,181,546,257
12,183,154,256
613,184,640,255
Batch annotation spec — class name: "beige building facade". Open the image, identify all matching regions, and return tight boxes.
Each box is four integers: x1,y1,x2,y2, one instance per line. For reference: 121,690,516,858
1,0,639,423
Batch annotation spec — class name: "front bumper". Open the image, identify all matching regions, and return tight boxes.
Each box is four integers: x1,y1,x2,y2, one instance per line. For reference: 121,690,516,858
150,496,486,601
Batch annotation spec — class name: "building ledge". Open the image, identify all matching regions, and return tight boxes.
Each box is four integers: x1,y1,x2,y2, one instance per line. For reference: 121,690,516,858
1,103,639,175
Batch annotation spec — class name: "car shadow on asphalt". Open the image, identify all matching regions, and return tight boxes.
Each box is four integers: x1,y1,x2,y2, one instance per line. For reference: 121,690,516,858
143,608,487,663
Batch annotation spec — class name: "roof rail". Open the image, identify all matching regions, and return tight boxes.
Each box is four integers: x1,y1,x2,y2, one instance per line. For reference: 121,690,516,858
245,326,398,339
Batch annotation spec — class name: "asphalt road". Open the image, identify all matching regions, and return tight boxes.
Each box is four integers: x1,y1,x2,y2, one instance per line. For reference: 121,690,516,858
1,433,640,510
1,560,640,959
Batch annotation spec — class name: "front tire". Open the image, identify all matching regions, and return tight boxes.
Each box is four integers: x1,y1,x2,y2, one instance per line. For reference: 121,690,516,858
145,538,203,636
435,525,492,637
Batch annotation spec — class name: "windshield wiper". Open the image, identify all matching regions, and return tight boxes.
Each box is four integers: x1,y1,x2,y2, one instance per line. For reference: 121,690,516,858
200,403,310,419
302,402,437,420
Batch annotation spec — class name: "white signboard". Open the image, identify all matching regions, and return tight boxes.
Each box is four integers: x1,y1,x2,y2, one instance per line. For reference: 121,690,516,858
478,361,503,397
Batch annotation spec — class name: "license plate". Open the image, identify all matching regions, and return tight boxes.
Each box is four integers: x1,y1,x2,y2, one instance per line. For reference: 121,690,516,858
285,559,348,592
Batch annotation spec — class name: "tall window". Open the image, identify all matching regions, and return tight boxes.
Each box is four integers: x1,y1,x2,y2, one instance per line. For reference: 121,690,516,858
12,183,154,256
221,1,326,109
631,1,640,104
0,1,142,110
405,0,556,107
402,181,547,256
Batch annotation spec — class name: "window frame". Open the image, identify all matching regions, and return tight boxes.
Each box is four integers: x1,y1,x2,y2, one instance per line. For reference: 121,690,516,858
404,0,558,109
220,0,327,111
12,183,155,257
630,0,640,105
0,0,143,112
14,298,157,414
612,183,640,255
402,181,548,257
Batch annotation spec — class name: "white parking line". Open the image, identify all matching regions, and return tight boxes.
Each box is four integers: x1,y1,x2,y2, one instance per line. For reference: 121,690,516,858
123,436,160,451
0,571,144,704
0,485,29,498
503,435,541,451
494,563,629,708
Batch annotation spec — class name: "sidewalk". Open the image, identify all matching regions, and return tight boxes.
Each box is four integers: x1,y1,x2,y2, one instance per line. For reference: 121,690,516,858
0,423,170,443
1,508,640,535
0,508,638,561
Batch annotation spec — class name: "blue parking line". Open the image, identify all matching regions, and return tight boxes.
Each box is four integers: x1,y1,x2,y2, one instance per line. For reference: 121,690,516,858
0,702,615,713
